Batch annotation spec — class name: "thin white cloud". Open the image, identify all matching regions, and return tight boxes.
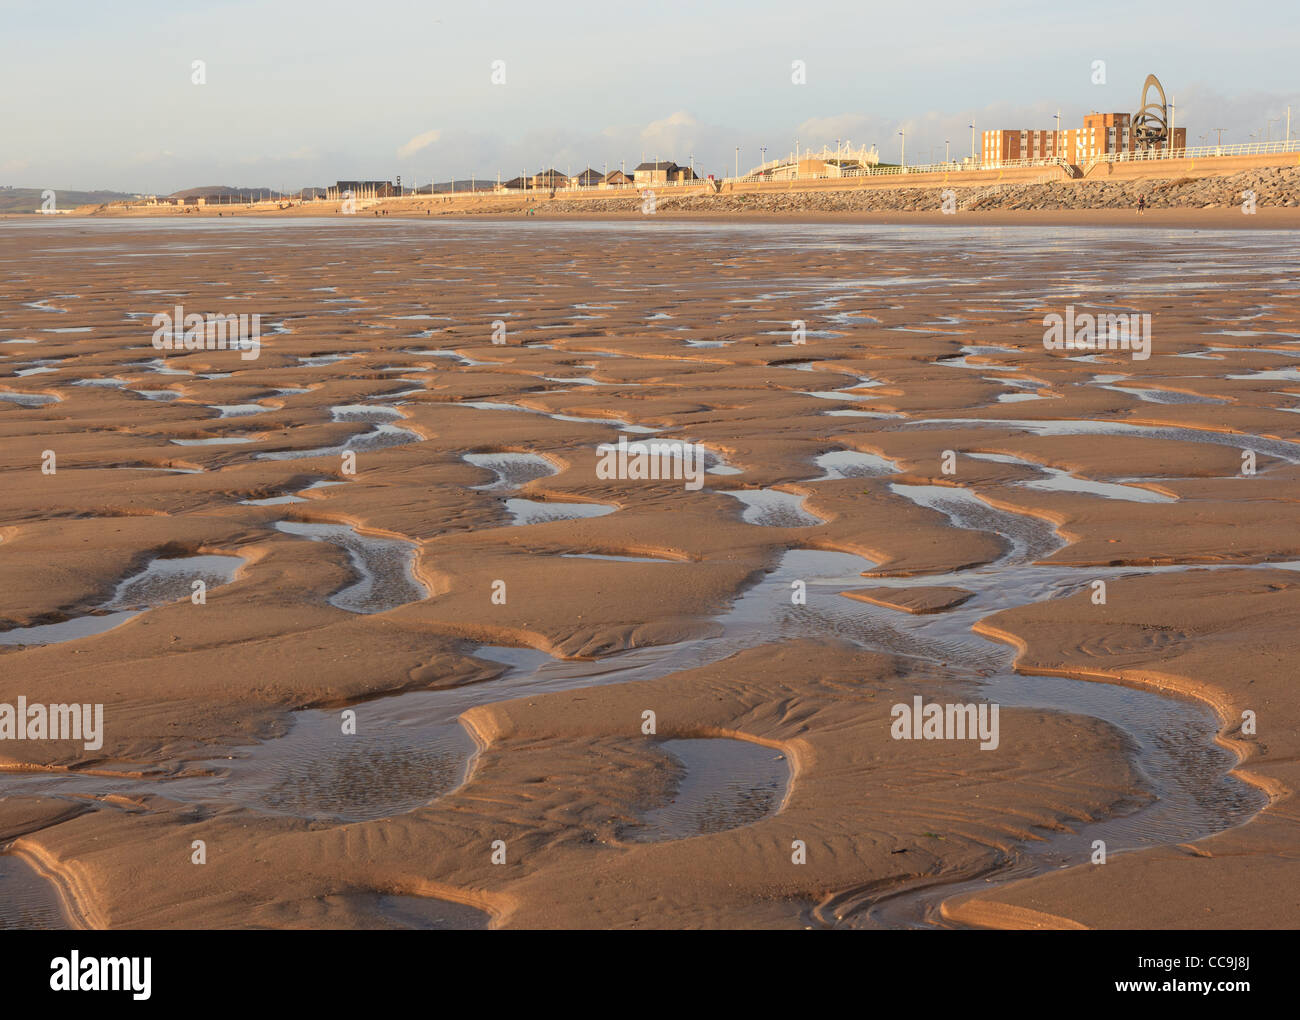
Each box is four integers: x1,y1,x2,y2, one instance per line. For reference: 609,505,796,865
398,129,441,159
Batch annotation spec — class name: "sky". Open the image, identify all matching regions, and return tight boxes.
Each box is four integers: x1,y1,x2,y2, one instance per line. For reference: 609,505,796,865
2,0,1298,194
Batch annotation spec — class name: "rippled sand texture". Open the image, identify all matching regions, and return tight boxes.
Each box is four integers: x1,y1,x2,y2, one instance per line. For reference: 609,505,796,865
1,218,1299,930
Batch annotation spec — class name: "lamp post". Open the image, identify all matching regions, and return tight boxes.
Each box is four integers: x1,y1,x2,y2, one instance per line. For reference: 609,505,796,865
969,121,975,163
945,139,950,164
735,146,739,179
898,129,905,169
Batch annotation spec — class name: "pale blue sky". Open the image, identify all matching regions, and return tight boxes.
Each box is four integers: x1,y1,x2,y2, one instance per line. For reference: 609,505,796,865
3,0,1297,193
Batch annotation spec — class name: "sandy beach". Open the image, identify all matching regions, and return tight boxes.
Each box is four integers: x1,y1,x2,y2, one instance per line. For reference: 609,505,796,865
1,216,1298,929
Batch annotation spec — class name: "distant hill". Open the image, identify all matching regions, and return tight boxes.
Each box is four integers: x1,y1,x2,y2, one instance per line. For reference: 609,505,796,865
422,180,496,194
168,185,321,202
0,186,133,213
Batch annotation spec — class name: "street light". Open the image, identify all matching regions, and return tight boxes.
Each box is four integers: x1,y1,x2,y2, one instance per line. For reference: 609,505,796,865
735,146,739,179
945,139,950,164
969,122,975,162
898,129,905,168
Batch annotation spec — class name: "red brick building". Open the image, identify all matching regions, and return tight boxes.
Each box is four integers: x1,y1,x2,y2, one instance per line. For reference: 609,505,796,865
981,128,1068,165
1068,113,1186,162
983,114,1188,167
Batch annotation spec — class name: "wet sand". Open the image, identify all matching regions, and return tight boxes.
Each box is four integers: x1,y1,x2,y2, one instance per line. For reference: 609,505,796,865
1,217,1298,929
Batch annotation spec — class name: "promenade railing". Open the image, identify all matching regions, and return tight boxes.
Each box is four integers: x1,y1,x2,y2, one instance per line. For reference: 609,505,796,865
726,155,1068,185
1083,138,1300,173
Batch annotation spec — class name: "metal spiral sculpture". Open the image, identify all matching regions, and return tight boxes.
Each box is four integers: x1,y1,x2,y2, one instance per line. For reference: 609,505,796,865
1132,74,1170,151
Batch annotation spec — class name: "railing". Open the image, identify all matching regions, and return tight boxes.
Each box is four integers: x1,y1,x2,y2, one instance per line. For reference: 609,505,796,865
725,155,1068,186
493,177,714,194
1084,138,1300,173
488,152,1071,192
963,156,1070,171
957,172,1064,210
590,177,711,190
742,145,882,178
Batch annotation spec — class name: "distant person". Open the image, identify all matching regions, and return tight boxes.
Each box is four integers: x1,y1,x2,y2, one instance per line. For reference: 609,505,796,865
1137,195,1147,215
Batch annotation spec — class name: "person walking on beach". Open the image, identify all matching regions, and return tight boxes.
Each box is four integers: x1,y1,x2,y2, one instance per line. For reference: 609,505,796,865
1137,195,1147,215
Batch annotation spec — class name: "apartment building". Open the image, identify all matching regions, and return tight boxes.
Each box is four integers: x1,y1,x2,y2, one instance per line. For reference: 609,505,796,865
984,115,1189,167
981,128,1068,166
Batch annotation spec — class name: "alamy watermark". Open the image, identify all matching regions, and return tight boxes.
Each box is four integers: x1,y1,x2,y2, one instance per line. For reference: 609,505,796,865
151,305,261,360
50,951,150,1000
1,697,103,750
891,696,999,750
1043,305,1151,360
595,436,705,490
